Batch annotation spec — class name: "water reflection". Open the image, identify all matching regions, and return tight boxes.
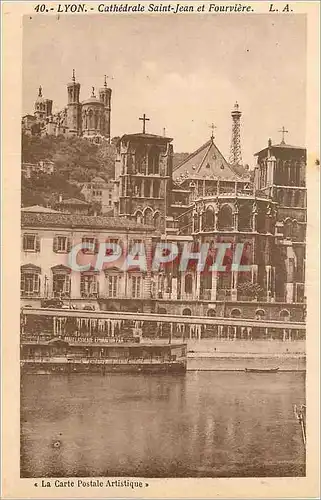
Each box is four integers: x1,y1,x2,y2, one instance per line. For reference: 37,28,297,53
21,372,305,477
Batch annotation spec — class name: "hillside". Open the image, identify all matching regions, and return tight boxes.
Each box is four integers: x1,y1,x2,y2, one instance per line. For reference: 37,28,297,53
22,134,117,182
21,134,190,207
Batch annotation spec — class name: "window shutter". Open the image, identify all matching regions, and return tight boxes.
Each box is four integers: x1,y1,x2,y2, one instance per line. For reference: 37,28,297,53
35,235,41,252
23,234,27,250
94,239,99,254
53,236,58,253
66,237,72,253
20,273,24,293
35,275,40,293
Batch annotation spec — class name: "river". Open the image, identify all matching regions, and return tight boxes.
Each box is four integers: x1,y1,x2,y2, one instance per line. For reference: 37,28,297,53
21,371,305,478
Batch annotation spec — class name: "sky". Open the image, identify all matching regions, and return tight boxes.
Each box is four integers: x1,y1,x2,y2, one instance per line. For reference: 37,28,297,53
23,13,306,166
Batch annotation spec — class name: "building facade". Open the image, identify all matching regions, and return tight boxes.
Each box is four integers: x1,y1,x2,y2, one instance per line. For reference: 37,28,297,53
81,176,114,214
21,120,306,326
22,72,112,143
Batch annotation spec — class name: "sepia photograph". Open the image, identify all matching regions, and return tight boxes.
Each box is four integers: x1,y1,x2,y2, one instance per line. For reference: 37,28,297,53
16,6,310,483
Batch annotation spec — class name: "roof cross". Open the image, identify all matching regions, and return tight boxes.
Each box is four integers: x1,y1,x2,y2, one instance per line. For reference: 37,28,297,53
104,75,113,87
278,126,288,144
209,123,217,139
139,113,150,134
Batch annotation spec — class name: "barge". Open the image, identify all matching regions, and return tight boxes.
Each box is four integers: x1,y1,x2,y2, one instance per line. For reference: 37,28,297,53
20,339,187,374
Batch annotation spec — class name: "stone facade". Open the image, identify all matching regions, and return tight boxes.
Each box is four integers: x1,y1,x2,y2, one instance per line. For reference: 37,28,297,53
22,73,111,143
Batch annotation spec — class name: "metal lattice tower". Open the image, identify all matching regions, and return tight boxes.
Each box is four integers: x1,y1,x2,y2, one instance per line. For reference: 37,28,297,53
229,101,243,165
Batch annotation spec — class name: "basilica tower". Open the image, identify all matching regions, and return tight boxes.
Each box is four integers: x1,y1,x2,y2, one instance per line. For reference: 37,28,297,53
99,75,112,141
67,69,81,135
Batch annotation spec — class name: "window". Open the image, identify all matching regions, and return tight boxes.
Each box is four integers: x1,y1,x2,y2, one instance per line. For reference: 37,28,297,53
107,275,118,298
81,237,97,254
148,147,160,174
185,274,193,294
218,205,233,230
105,238,120,256
80,274,99,297
21,267,41,297
53,235,69,253
131,276,141,298
53,274,71,298
23,234,40,252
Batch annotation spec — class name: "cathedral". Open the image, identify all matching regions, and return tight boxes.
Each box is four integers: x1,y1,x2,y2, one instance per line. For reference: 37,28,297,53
21,81,307,323
22,71,111,143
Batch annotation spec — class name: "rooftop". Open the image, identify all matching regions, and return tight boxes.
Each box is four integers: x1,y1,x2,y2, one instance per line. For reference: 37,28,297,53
255,142,306,156
21,205,61,214
56,198,89,206
21,211,157,232
121,133,173,143
173,137,250,183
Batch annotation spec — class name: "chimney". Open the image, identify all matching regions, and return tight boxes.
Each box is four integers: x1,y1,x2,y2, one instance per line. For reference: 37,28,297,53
58,194,63,203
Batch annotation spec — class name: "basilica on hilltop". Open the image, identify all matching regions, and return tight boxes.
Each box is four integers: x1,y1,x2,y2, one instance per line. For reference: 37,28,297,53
22,71,111,143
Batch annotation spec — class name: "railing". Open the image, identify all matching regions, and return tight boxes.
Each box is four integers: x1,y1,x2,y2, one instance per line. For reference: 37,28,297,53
21,307,306,330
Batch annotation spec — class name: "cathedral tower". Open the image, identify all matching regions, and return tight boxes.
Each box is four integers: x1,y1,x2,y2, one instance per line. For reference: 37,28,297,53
99,75,112,141
67,69,81,135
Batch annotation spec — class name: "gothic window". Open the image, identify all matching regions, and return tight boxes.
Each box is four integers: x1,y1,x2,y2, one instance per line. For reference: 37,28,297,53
135,211,143,224
294,190,301,207
135,146,146,174
153,180,160,198
203,207,215,231
148,146,160,174
207,308,216,317
218,271,231,290
292,220,299,240
144,207,153,225
277,188,284,205
256,208,266,233
94,110,99,129
218,204,233,230
153,212,160,230
202,272,212,290
283,219,292,239
238,204,252,231
184,274,193,294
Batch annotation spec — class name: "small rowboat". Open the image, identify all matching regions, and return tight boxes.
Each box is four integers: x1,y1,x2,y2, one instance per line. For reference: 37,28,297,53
245,368,279,373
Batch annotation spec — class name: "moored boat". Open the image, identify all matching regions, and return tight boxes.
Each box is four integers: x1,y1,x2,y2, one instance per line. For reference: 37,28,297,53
245,367,279,373
20,339,187,374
